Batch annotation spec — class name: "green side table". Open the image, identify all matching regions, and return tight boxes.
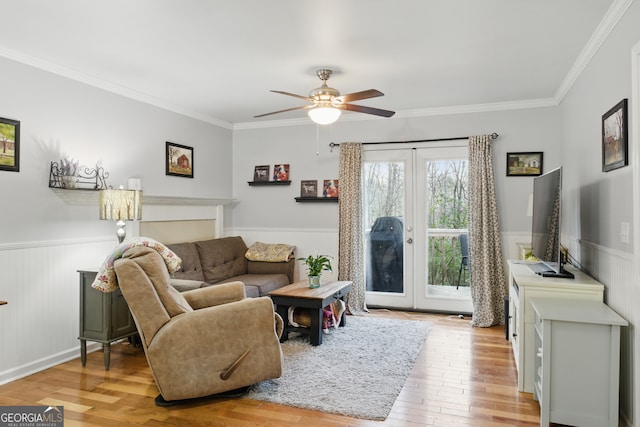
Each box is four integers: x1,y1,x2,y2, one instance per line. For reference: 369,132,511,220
78,270,138,370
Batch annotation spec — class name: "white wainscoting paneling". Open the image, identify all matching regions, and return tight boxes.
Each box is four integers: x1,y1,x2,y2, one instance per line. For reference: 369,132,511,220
0,238,115,385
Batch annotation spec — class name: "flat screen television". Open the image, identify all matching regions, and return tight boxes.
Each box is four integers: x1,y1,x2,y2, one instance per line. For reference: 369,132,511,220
530,166,574,278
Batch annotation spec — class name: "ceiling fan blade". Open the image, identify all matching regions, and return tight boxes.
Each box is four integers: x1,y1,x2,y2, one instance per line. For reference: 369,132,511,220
334,89,384,104
343,103,395,118
254,105,313,118
270,90,313,101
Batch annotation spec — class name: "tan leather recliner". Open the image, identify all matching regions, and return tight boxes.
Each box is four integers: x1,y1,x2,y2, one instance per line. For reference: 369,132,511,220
113,246,283,405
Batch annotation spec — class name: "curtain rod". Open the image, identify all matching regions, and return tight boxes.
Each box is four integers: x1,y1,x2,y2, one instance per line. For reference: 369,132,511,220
328,132,499,149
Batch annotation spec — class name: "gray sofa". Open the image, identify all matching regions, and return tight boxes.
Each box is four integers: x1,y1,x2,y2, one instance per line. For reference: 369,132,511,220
166,236,295,297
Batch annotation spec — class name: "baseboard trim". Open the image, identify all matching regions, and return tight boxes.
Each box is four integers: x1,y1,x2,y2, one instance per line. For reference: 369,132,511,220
0,342,101,386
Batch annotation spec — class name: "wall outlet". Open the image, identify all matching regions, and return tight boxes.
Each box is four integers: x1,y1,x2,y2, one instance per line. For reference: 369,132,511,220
620,222,630,244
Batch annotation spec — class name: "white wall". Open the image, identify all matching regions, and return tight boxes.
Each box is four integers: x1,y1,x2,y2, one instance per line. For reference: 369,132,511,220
231,107,561,273
0,57,233,244
558,1,640,425
230,7,640,418
0,56,232,383
2,3,638,421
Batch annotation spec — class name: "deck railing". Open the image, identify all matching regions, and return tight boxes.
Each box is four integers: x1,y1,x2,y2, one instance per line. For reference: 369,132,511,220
365,227,469,289
427,228,468,287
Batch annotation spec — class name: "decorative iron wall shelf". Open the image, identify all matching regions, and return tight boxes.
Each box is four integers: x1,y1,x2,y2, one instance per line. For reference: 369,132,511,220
294,197,338,203
248,181,291,186
49,161,109,190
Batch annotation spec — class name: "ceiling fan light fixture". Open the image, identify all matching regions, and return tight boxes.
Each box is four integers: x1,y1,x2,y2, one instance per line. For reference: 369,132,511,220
308,105,341,125
255,68,395,121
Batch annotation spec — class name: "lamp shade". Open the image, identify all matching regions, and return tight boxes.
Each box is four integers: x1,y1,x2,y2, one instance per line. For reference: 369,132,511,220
308,105,341,125
99,189,142,221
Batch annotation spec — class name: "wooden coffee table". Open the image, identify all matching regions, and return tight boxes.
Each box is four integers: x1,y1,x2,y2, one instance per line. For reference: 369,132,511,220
269,280,351,346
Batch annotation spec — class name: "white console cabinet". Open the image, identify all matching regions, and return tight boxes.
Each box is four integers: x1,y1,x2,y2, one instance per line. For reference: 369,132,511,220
530,297,627,427
507,260,604,393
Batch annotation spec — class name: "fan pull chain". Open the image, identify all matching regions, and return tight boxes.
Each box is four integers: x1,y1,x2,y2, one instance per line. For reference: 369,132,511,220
316,124,320,156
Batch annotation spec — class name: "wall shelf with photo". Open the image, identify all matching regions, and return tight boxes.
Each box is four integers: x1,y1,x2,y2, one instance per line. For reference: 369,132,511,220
248,164,291,185
248,180,291,186
294,197,338,203
295,179,338,202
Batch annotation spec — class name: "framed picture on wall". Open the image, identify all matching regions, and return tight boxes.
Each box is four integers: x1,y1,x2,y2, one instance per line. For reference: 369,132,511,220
166,141,194,178
602,99,628,172
253,165,270,182
300,180,317,197
322,179,339,198
273,164,289,181
506,152,543,177
0,117,20,172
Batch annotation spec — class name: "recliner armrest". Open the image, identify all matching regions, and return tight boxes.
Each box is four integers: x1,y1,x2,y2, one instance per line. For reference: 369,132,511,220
182,281,246,309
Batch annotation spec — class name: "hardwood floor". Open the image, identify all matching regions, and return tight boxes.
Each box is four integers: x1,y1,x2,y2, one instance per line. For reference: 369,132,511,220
0,310,540,426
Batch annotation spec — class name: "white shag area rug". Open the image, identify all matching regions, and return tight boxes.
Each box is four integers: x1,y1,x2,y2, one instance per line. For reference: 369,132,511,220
246,315,432,421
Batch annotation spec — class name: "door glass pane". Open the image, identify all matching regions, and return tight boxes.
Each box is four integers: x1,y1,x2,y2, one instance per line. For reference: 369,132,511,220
424,159,470,297
363,161,405,293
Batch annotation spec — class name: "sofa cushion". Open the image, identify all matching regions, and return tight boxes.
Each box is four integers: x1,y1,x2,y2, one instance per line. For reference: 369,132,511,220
243,285,260,298
248,259,295,283
221,273,290,297
166,242,204,281
196,237,249,284
245,242,295,262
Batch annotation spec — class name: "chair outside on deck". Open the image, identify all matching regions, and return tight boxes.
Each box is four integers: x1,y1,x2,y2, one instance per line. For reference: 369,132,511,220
456,233,470,289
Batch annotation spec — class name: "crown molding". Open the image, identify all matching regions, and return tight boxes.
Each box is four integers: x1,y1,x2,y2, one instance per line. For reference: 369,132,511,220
554,0,634,104
2,0,633,131
233,97,558,130
0,46,233,130
396,98,558,117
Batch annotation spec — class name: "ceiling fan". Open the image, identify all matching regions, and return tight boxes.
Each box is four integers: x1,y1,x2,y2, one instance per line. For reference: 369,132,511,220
254,69,395,125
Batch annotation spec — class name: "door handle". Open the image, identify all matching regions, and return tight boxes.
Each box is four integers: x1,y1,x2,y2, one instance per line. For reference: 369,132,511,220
406,238,413,244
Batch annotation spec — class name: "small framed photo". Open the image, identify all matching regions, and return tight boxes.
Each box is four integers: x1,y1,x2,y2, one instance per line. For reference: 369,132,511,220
253,165,270,182
273,164,289,181
0,117,20,172
322,179,339,198
602,99,628,172
506,152,543,177
300,180,318,197
166,142,194,178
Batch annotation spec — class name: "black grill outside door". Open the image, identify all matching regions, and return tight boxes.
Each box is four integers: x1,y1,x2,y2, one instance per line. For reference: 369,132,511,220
366,216,403,293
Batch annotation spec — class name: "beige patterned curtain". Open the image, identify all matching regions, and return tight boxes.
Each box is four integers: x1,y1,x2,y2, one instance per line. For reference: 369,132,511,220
338,143,368,314
468,135,506,327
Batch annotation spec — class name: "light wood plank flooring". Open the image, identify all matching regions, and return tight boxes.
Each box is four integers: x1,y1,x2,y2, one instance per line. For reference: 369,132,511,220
0,310,541,426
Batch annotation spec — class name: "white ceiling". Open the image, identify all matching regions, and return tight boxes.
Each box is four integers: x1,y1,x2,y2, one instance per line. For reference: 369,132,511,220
0,0,621,129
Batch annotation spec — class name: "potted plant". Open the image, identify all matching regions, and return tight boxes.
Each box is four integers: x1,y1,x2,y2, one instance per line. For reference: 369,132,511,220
298,254,332,288
60,156,79,189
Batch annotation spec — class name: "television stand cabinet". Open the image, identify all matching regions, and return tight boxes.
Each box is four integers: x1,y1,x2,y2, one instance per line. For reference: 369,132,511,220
530,297,627,427
507,260,604,393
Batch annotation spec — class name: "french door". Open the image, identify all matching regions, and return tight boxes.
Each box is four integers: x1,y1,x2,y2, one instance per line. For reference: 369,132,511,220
363,145,473,313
